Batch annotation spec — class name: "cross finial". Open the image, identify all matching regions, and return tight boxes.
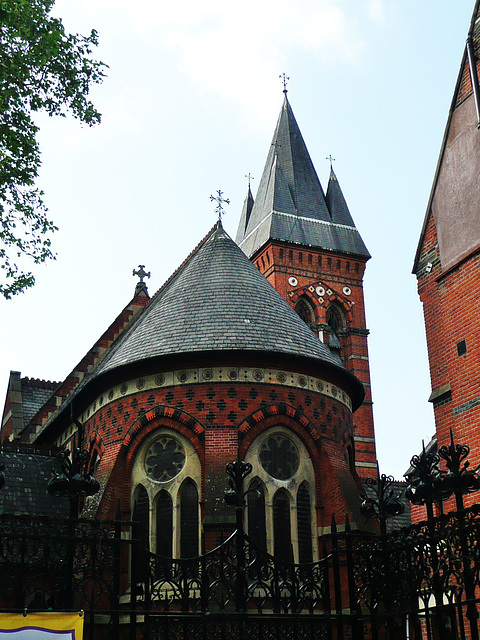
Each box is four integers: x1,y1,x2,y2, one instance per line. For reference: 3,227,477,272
210,189,230,221
245,173,254,189
133,265,150,283
133,265,150,295
326,154,336,169
279,73,290,93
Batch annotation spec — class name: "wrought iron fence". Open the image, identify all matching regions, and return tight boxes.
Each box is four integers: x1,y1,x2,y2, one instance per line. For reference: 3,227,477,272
0,508,480,640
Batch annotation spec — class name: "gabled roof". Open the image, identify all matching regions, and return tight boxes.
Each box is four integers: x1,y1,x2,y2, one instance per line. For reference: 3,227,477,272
96,221,346,375
413,0,480,273
236,94,370,260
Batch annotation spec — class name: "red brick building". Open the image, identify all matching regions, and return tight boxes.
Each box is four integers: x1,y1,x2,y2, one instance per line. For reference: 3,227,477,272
413,0,480,517
1,93,377,557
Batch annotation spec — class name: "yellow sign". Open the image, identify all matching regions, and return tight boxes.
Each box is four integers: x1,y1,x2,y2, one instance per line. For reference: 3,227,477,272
0,612,84,639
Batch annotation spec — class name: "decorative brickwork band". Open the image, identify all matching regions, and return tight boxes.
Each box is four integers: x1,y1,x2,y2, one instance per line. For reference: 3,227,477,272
238,402,320,441
123,405,205,470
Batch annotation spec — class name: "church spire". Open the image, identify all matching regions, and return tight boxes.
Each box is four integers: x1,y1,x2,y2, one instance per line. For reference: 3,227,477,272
325,166,357,228
236,95,369,260
237,183,254,238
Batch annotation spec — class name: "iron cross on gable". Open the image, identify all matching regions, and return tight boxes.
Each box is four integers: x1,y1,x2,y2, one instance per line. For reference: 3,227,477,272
210,190,230,221
133,264,151,283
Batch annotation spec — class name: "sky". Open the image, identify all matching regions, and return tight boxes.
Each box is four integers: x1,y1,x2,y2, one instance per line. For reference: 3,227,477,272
0,0,476,479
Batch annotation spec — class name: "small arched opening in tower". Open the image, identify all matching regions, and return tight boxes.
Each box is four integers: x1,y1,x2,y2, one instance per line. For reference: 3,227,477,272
294,297,316,332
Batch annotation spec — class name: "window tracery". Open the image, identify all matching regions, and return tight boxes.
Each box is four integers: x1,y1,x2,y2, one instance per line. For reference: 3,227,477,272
131,427,201,558
244,426,317,562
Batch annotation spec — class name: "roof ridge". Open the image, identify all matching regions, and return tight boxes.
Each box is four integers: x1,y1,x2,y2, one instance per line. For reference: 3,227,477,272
21,377,60,387
147,222,218,307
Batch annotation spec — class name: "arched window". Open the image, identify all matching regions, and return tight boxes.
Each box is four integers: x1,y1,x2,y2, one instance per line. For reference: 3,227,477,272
247,479,267,552
326,303,345,351
273,490,293,563
156,490,173,557
131,427,201,559
180,479,199,558
244,426,317,563
326,304,344,335
132,485,150,579
133,485,150,551
297,484,313,564
295,298,315,331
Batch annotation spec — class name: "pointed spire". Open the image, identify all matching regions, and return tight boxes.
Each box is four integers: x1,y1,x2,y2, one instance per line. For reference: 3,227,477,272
236,96,370,260
254,93,331,224
326,167,357,228
235,184,254,243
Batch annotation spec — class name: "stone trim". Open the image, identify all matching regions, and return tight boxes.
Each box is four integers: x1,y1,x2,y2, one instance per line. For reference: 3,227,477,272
79,366,352,423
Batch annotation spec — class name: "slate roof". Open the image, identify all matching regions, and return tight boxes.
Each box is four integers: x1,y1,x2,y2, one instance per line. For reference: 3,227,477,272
21,378,58,427
0,450,69,517
236,95,370,259
96,222,349,376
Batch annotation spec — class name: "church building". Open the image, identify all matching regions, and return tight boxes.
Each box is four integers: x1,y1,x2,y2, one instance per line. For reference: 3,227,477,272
1,91,378,557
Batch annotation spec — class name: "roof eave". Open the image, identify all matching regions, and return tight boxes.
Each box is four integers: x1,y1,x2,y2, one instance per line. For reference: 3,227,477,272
34,348,365,444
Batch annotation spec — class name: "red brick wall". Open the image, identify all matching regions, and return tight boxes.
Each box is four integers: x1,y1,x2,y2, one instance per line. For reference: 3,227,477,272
82,375,363,529
252,242,377,479
416,211,480,516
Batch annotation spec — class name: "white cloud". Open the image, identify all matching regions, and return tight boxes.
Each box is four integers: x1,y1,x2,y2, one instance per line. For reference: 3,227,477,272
367,0,386,24
53,0,382,129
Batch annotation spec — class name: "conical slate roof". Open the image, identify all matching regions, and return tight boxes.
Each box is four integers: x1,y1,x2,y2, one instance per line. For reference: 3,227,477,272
326,167,359,229
96,222,345,375
236,185,254,239
236,95,370,259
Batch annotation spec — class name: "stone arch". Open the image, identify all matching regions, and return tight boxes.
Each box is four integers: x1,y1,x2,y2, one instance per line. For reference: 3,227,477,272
124,405,205,476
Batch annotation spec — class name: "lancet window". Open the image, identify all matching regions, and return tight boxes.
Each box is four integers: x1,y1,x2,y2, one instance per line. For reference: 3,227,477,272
245,426,317,563
131,427,201,559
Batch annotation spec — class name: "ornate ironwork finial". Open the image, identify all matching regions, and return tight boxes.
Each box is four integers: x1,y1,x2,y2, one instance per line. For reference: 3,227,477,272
438,429,480,510
224,460,253,507
404,440,443,519
405,432,480,515
326,154,336,169
133,265,151,284
245,173,254,189
48,419,100,517
360,465,404,536
279,73,290,93
210,190,230,221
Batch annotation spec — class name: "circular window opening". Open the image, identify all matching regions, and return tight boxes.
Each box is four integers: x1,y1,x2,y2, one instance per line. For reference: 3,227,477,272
145,436,186,481
259,435,299,480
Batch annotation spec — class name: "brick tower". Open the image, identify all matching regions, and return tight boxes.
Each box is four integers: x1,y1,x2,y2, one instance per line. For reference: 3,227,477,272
236,92,377,479
413,0,480,511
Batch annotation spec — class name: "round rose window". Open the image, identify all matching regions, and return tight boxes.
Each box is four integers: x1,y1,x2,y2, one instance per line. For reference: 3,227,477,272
259,435,299,480
145,436,185,481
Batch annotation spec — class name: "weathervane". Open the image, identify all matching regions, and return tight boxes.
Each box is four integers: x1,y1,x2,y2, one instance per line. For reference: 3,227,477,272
245,173,254,189
326,154,336,169
279,73,290,93
210,190,230,221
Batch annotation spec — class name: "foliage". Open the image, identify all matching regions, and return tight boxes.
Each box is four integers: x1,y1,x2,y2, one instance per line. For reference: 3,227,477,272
0,0,106,298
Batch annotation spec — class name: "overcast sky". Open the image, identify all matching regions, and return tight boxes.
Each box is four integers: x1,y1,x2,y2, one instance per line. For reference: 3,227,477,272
0,0,475,479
